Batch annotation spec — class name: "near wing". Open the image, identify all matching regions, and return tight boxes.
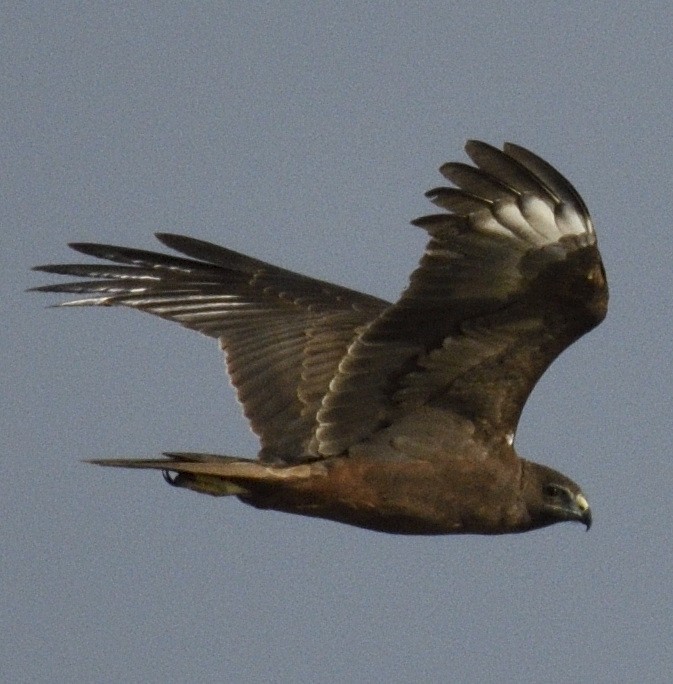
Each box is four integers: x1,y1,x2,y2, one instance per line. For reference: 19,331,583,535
316,141,608,455
32,234,387,462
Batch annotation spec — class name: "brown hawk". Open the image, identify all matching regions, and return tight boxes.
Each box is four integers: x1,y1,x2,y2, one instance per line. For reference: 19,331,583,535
33,141,607,534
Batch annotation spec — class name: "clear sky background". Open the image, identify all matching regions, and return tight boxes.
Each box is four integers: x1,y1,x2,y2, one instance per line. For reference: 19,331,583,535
4,3,672,682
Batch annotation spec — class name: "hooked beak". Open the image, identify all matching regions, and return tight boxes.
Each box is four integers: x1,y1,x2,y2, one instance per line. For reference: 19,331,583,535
575,493,592,530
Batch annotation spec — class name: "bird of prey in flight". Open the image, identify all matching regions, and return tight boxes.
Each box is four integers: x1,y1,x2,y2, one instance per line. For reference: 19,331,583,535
33,141,607,535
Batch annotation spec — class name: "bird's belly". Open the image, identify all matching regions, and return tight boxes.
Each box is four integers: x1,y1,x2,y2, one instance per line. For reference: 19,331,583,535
241,458,522,535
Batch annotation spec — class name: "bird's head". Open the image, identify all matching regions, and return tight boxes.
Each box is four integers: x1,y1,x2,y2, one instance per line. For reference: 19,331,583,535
522,461,592,531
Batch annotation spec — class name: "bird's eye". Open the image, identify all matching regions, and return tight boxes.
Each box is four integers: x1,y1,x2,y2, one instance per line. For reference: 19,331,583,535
544,484,566,500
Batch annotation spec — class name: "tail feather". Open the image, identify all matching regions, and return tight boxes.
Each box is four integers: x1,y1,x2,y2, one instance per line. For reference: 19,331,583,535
86,452,246,471
86,452,313,497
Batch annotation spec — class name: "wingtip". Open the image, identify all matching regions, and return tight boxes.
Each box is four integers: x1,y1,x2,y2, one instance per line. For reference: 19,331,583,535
154,231,197,246
464,139,502,158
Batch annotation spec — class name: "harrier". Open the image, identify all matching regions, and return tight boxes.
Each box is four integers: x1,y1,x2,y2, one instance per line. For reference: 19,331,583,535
33,141,607,534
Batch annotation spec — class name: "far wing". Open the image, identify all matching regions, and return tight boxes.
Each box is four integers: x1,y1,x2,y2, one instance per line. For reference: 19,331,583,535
316,141,608,456
33,234,387,461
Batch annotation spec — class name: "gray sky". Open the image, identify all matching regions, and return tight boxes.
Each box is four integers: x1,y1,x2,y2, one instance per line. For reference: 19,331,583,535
4,3,672,682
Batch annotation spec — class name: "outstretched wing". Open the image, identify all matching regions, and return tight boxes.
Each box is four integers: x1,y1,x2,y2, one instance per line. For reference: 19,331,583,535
316,141,608,456
33,234,387,461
